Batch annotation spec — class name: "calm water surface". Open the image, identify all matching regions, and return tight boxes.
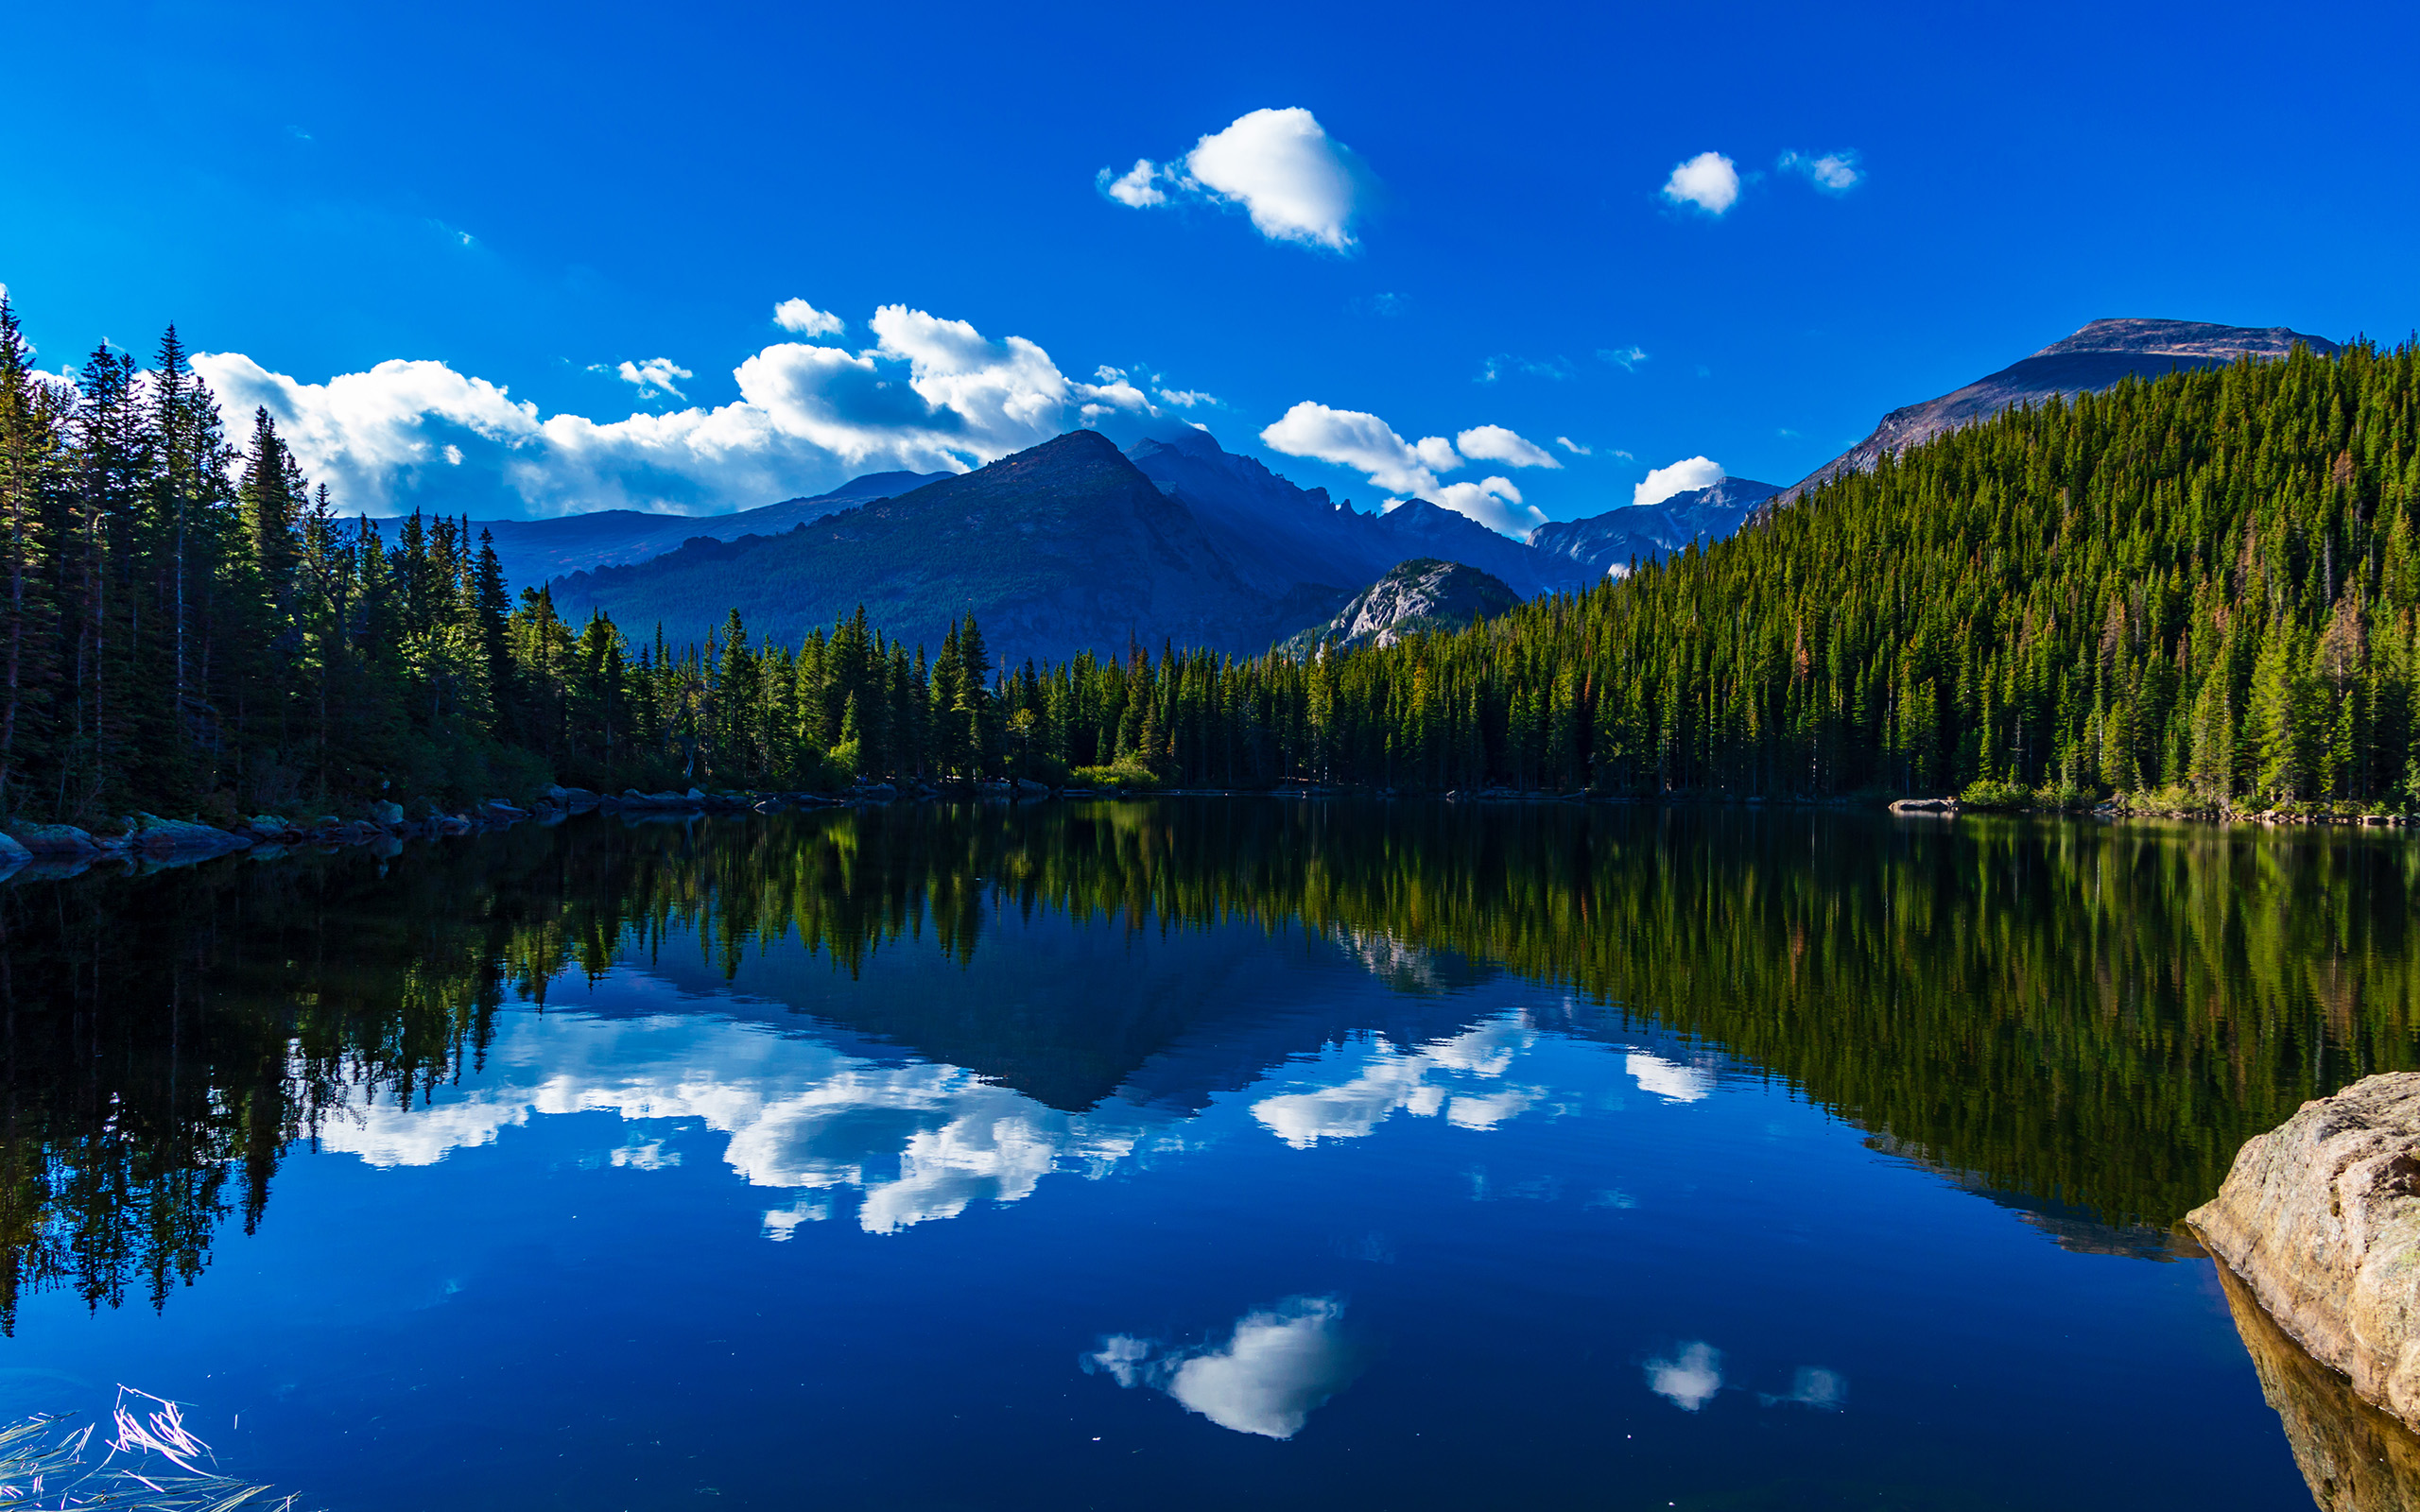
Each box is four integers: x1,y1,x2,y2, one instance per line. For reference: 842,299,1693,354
5,801,2415,1510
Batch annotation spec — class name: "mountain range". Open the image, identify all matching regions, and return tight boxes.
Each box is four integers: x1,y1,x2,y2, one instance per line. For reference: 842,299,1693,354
520,316,2338,666
547,428,1601,665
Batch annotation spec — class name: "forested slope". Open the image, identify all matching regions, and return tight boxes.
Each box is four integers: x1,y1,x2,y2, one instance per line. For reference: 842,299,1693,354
2,285,2408,820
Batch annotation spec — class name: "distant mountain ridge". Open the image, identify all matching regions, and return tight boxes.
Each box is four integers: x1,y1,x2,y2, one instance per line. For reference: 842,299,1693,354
549,427,1597,664
1775,318,2340,507
465,470,952,590
1528,476,1782,578
1124,427,1591,600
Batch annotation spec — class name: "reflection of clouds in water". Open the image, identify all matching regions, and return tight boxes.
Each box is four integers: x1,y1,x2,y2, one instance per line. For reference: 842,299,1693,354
310,1009,1166,1234
1085,1297,1360,1439
1626,1050,1716,1104
1760,1366,1846,1410
1252,1020,1542,1147
1646,1341,1723,1411
610,1139,680,1170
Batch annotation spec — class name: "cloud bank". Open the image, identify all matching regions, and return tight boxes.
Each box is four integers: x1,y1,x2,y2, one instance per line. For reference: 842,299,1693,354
1259,402,1559,535
1102,107,1368,251
191,302,1165,518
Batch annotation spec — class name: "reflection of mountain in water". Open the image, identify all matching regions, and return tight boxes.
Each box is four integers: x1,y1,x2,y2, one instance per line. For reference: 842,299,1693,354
6,798,2420,1316
314,996,1562,1236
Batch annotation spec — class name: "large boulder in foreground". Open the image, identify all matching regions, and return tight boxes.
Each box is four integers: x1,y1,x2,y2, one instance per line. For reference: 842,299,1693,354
2190,1073,2420,1432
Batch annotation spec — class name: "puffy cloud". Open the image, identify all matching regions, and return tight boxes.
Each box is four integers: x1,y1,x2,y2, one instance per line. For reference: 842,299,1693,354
1556,437,1592,456
191,302,1181,518
1259,402,1554,535
1102,107,1368,251
613,357,692,400
1598,345,1650,371
1634,455,1725,508
1427,478,1534,536
1252,1020,1540,1147
1456,424,1562,471
1661,151,1740,215
1262,402,1444,497
1626,1049,1716,1103
1098,158,1167,208
1085,1297,1361,1439
772,298,845,337
1647,1341,1724,1411
1154,387,1219,409
1779,149,1861,192
310,1005,1166,1234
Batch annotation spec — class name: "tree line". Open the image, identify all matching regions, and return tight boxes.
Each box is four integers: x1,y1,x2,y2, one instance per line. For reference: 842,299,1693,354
5,290,2416,819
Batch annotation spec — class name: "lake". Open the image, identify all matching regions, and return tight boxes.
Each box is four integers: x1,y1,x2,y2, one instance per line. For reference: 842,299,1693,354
4,800,2413,1510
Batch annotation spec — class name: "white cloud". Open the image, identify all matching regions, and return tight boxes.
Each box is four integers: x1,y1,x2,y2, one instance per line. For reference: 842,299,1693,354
1661,151,1740,215
1780,150,1861,192
1556,437,1592,456
1252,1020,1539,1147
309,996,1167,1234
1428,478,1535,536
1104,107,1366,251
1647,1341,1724,1411
1259,402,1550,536
1626,1049,1717,1103
1155,387,1219,409
1456,425,1562,471
772,299,846,337
1599,346,1650,371
614,357,692,400
1634,455,1726,508
1086,1298,1361,1439
1098,158,1167,208
190,301,1185,517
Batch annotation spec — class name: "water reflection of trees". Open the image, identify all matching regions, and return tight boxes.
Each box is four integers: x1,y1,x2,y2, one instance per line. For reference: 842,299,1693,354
5,801,2418,1324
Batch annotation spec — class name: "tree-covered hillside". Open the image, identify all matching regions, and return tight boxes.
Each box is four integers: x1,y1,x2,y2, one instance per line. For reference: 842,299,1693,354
2,285,2411,819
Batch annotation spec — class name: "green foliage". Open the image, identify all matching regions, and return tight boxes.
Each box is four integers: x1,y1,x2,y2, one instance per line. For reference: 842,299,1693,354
1070,759,1160,790
1959,779,2031,810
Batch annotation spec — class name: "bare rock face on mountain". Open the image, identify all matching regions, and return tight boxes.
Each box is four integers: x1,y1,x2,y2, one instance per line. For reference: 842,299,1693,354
1776,318,2342,507
2188,1074,2420,1437
1280,558,1522,657
1529,476,1782,578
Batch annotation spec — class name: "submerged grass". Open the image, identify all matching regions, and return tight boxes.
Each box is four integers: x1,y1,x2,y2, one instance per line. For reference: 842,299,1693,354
0,1388,299,1510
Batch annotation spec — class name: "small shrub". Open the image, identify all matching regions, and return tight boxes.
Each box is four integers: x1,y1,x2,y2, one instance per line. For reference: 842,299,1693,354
1958,779,2032,811
1071,760,1160,791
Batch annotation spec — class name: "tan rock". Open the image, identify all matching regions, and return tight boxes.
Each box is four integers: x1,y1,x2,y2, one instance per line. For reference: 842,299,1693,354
2211,1255,2420,1511
2189,1073,2420,1432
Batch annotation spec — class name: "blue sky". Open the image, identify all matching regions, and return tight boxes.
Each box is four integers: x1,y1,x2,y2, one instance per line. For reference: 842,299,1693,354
5,0,2413,530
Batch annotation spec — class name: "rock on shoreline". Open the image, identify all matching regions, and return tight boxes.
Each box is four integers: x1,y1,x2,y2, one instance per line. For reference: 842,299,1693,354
2189,1074,2420,1433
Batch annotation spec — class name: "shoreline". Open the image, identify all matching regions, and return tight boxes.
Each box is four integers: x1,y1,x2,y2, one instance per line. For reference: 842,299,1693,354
6,782,2411,887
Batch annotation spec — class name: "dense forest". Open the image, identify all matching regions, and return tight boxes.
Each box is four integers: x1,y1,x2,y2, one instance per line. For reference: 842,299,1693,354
4,291,2414,821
